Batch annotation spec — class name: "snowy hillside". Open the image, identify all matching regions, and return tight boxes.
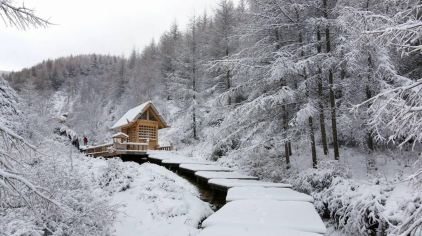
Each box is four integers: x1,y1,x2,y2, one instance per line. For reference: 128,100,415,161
0,77,212,235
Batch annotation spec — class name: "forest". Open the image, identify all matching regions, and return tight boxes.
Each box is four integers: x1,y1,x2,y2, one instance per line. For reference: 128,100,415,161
1,0,422,235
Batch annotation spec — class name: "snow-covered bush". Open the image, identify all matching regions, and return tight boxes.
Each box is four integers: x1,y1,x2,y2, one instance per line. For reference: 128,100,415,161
97,158,134,194
290,160,351,195
322,178,391,235
290,158,422,235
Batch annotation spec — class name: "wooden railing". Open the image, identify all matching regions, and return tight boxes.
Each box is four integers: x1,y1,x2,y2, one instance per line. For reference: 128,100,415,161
114,142,148,152
158,145,173,151
85,142,148,156
85,143,113,155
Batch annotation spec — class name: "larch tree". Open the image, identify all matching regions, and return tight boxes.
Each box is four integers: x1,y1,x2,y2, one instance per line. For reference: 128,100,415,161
210,0,238,105
0,0,57,207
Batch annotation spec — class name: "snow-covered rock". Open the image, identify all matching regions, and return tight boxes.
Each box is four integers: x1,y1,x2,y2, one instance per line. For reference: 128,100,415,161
208,179,291,188
202,200,327,234
226,186,314,202
199,225,323,236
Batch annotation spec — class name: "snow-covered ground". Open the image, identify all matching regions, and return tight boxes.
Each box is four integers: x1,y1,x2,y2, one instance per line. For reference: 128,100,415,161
86,159,213,236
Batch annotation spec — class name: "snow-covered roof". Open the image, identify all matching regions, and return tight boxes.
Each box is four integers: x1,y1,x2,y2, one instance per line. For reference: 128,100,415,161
112,132,129,138
110,101,168,130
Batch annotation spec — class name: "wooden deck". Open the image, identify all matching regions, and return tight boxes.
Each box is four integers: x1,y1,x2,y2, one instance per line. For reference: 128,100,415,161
84,142,148,157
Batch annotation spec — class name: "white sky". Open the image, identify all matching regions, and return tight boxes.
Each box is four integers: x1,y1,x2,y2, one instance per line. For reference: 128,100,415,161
0,0,236,71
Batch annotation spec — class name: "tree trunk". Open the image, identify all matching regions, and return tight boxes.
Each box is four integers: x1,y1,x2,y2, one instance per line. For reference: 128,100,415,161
192,105,197,140
365,2,375,152
309,116,317,168
225,32,232,105
226,69,231,105
288,141,292,156
328,70,340,160
366,56,374,151
282,104,290,168
316,27,329,156
324,0,340,160
297,7,317,166
284,142,290,167
191,21,198,140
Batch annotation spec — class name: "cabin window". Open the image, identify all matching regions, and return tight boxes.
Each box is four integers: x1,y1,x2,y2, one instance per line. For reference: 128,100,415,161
138,125,157,140
139,113,148,120
149,114,157,121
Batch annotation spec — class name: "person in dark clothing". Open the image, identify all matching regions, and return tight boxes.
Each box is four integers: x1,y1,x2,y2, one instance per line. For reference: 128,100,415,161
83,136,88,146
75,137,80,150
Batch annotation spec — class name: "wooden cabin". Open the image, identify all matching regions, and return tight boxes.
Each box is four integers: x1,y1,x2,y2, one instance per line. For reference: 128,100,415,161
110,101,168,150
85,101,170,157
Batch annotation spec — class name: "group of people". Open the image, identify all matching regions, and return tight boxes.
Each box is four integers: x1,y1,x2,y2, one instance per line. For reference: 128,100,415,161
69,135,89,150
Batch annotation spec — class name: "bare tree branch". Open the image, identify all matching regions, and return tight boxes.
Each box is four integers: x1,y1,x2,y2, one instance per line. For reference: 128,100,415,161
0,0,51,29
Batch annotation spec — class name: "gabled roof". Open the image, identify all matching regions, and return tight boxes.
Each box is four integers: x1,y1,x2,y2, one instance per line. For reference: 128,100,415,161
110,101,168,130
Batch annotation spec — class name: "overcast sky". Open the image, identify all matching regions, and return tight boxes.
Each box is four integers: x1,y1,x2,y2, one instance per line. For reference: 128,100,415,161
0,0,235,71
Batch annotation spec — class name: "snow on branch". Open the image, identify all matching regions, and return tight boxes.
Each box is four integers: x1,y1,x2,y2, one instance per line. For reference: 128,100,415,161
0,0,51,29
0,123,66,211
352,79,422,147
363,2,422,54
0,123,36,150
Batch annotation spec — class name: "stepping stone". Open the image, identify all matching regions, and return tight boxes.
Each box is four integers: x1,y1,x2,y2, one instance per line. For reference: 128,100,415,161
226,186,313,202
201,200,326,234
199,225,323,236
179,164,233,173
147,155,169,162
195,171,258,182
162,158,213,165
208,179,291,192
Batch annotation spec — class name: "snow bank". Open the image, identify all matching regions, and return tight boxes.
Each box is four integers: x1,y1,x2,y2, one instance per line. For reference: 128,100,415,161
102,162,213,236
201,200,327,234
226,186,314,202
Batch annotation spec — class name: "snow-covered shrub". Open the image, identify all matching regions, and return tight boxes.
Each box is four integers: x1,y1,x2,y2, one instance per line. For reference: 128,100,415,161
386,180,422,236
0,139,116,236
294,162,422,236
26,145,116,235
97,158,134,194
322,178,392,235
290,160,351,195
